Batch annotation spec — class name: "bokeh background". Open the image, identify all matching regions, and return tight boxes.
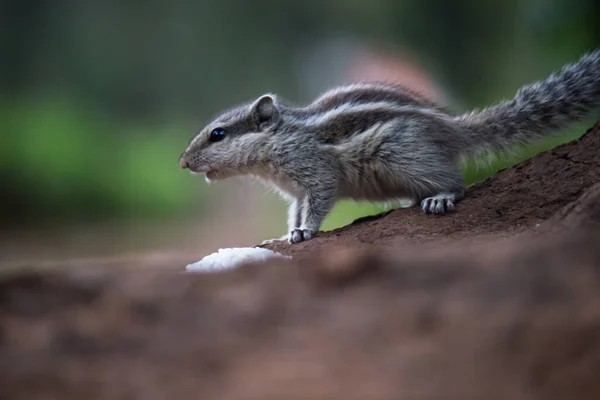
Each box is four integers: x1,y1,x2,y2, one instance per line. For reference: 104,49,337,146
2,0,599,266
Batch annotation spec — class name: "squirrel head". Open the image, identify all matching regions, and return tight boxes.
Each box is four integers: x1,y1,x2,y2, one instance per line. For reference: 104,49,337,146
179,94,280,181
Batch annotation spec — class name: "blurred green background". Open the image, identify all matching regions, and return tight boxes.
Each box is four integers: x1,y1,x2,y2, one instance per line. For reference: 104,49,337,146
1,0,599,264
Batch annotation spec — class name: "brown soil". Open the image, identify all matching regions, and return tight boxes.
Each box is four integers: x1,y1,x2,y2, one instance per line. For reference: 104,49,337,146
1,123,600,399
263,122,600,258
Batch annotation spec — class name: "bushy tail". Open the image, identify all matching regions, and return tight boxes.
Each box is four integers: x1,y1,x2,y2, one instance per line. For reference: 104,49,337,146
455,49,600,156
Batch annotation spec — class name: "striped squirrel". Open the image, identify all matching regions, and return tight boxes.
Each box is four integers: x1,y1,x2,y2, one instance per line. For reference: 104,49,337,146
179,50,600,244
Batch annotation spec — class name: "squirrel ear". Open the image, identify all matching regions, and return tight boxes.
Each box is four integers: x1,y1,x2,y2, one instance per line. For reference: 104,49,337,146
251,94,280,130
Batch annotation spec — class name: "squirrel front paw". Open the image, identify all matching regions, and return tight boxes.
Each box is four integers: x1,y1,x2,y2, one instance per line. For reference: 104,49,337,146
288,228,313,244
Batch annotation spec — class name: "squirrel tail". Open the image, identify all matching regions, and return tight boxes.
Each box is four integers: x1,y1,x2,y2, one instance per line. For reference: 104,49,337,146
454,49,600,157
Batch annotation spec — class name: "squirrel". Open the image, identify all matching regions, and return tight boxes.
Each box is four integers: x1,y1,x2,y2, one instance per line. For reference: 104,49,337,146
179,49,600,244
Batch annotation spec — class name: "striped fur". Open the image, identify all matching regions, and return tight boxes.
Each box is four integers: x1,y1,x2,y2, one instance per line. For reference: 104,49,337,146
179,50,600,244
306,82,443,112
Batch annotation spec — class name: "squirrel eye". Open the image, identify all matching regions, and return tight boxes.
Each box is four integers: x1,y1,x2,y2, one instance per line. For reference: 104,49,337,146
210,128,226,142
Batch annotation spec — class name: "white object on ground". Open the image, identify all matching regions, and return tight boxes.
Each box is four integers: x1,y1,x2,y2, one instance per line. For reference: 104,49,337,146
186,247,292,272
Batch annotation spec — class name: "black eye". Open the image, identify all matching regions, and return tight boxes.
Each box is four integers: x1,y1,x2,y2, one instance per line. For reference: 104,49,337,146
210,128,226,142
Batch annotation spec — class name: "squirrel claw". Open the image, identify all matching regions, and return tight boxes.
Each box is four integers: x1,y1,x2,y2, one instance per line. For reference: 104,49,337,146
421,195,455,214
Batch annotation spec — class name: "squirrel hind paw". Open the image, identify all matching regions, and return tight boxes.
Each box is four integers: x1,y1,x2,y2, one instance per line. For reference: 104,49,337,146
421,194,456,214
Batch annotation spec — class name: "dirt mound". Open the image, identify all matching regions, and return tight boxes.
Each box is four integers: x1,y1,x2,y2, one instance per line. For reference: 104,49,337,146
263,122,600,258
1,123,600,399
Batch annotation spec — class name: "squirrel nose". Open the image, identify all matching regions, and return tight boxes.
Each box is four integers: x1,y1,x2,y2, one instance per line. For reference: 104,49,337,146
179,155,190,169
